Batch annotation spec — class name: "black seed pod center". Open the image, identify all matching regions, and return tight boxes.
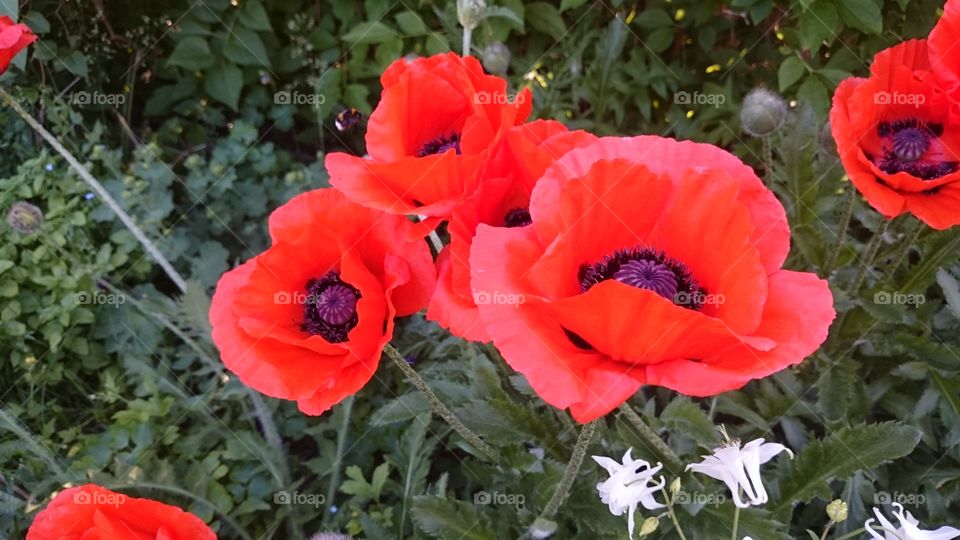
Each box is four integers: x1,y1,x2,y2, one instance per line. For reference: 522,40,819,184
301,270,360,343
578,247,705,309
417,133,462,157
503,207,532,228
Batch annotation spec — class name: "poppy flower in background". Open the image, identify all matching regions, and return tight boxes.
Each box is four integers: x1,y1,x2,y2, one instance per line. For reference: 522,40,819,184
210,188,436,415
928,0,960,95
427,120,596,341
470,136,835,422
831,40,960,230
0,16,37,75
324,52,532,224
27,484,216,540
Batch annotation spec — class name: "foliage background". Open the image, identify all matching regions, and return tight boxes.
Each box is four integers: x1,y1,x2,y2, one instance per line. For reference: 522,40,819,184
0,0,958,538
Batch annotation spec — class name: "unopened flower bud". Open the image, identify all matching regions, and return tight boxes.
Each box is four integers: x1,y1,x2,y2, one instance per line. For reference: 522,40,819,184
740,87,788,137
639,516,659,536
6,201,43,233
669,477,681,497
457,0,487,30
530,517,557,539
826,499,848,522
482,42,511,75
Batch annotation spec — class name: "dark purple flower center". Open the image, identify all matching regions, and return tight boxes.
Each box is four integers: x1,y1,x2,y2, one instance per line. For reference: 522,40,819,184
503,207,532,228
872,119,957,180
301,270,361,343
579,247,704,309
417,133,462,157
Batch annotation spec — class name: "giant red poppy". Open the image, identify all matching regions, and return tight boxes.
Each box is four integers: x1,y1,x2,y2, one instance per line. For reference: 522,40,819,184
831,40,960,230
427,120,596,341
209,188,436,415
0,16,36,75
27,484,216,540
470,136,835,422
324,52,532,223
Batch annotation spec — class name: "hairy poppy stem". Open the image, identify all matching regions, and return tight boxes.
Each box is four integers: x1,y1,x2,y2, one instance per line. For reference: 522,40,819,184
384,344,498,461
0,86,188,293
538,418,600,520
885,218,923,285
849,218,893,295
618,403,684,474
824,187,857,275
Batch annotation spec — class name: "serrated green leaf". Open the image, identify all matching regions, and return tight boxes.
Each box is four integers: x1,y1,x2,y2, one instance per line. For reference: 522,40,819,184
525,2,566,36
836,0,882,35
204,63,243,110
778,56,806,92
799,1,839,50
167,36,215,71
936,268,960,320
660,397,719,446
411,496,496,540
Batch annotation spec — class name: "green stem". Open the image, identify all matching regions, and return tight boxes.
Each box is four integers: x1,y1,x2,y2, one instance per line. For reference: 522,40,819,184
661,486,689,540
324,394,354,524
885,218,923,285
833,527,869,540
618,403,684,474
0,86,187,293
538,419,600,520
462,26,473,56
819,521,834,540
848,218,893,296
824,187,857,275
384,344,497,461
731,503,741,540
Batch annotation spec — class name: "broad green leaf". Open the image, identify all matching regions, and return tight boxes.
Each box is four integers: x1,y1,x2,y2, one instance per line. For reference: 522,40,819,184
223,27,271,67
797,76,830,116
395,10,428,35
559,0,589,12
526,2,566,37
646,27,675,54
167,36,215,71
411,496,496,540
778,56,806,92
836,0,882,35
484,6,525,30
799,1,839,50
238,0,271,31
204,63,243,110
773,423,922,515
342,21,399,44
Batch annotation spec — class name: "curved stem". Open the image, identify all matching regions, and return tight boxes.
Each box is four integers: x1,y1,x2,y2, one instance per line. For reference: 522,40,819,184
849,218,893,296
384,344,497,461
819,521,835,540
618,403,684,474
885,218,923,285
538,419,600,520
824,187,856,275
0,86,187,293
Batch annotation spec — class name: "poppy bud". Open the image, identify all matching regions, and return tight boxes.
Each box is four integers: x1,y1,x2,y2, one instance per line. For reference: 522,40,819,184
457,0,487,30
6,201,43,233
482,42,511,75
826,499,848,522
740,88,787,137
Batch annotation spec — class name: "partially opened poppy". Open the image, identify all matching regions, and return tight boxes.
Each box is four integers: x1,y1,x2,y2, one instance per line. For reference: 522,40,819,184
210,188,436,415
470,136,835,422
325,52,532,223
427,120,596,341
831,40,960,230
0,16,37,75
27,484,216,540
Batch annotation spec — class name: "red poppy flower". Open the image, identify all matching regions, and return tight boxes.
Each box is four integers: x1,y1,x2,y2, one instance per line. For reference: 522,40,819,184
928,0,960,94
427,120,596,341
27,484,216,540
0,16,37,74
831,40,960,230
470,136,835,422
210,188,436,415
324,52,532,223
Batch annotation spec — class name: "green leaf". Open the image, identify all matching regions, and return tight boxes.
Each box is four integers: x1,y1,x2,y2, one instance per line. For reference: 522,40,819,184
936,268,960,320
484,5,525,30
634,8,673,29
342,21,399,44
660,398,719,446
778,56,806,92
411,496,496,540
223,27,271,67
836,0,882,35
395,10,428,35
204,63,243,110
167,36,215,71
525,2,566,37
559,0,589,12
22,12,50,34
816,356,856,422
646,27,675,54
799,1,839,50
773,423,922,515
238,0,271,31
797,76,830,116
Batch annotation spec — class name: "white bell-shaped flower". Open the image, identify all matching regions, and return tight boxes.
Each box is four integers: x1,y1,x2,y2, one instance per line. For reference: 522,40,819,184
865,503,960,540
593,448,666,538
686,437,792,508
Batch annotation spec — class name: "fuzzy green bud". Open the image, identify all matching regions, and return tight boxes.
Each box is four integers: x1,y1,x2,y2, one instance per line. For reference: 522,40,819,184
6,201,43,233
482,42,511,75
826,499,848,523
740,87,788,137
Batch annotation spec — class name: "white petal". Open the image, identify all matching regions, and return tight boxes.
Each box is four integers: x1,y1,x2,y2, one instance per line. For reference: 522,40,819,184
593,455,621,475
864,518,886,540
627,500,637,540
